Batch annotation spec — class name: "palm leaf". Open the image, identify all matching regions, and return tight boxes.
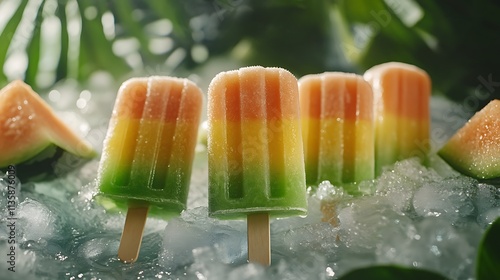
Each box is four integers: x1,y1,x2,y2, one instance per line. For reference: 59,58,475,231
0,0,29,84
77,0,131,81
111,0,155,62
25,0,47,86
144,0,193,47
55,0,69,83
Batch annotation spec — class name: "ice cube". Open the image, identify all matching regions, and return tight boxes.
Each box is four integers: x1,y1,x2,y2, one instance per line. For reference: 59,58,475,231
376,217,477,279
159,207,246,270
374,158,441,213
17,197,60,241
17,188,110,244
0,243,37,279
271,195,322,234
69,231,164,279
20,239,74,278
412,177,477,222
475,183,500,214
337,196,412,252
382,158,441,184
478,207,500,227
227,262,267,280
267,252,327,280
74,234,121,268
279,222,339,260
190,246,235,279
314,181,351,201
305,181,352,227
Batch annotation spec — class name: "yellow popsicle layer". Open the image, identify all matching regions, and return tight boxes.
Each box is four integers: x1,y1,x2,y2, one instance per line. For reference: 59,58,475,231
97,77,203,218
364,62,430,175
208,66,307,219
299,72,374,186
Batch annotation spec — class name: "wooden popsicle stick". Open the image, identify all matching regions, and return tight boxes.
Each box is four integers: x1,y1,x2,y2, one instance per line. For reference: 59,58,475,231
118,206,149,263
247,212,270,266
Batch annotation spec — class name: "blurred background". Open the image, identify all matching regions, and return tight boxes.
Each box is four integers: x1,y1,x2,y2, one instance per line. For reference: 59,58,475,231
1,0,499,110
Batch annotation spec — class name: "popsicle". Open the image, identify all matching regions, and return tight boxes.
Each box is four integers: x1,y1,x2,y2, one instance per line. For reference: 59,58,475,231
0,80,96,168
363,62,430,175
97,76,203,263
299,72,375,187
207,66,307,265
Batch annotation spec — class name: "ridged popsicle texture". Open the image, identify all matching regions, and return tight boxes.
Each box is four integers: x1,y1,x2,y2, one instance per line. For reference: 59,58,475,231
97,77,203,218
299,72,374,186
364,62,430,175
208,66,307,219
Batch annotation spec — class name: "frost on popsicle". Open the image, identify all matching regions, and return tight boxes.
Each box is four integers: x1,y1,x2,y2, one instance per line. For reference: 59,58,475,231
0,80,96,169
207,66,307,265
439,99,500,180
298,72,375,228
299,72,375,187
364,62,431,175
207,66,307,219
97,76,203,218
96,76,203,263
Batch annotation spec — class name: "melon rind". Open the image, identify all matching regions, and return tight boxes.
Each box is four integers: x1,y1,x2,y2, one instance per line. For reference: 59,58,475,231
438,100,500,179
0,80,97,168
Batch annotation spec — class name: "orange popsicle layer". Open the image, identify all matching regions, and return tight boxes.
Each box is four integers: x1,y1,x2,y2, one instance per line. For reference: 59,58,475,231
364,62,430,175
299,72,374,186
98,77,203,218
208,66,307,219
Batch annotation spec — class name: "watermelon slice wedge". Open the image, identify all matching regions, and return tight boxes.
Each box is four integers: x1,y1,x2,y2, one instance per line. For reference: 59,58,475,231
0,80,97,168
438,99,500,179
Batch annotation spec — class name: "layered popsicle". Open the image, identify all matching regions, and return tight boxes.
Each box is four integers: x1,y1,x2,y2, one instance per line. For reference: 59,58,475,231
299,72,375,187
97,76,203,263
364,62,430,175
207,66,307,265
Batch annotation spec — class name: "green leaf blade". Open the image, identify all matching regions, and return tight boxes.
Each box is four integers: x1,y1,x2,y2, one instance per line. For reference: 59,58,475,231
477,217,500,280
25,0,47,87
111,1,155,62
0,0,30,84
56,1,69,82
76,0,131,81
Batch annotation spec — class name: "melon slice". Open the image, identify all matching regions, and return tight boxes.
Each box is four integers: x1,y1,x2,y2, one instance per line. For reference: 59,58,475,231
438,99,500,179
0,80,97,167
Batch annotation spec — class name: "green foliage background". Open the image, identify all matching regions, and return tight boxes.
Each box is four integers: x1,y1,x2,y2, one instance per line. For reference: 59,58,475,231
1,0,499,109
